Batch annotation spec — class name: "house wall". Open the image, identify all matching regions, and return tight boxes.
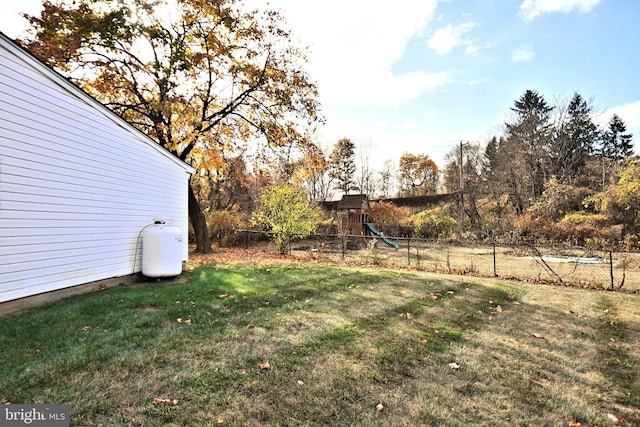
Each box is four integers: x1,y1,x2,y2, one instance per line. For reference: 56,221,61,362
0,35,193,303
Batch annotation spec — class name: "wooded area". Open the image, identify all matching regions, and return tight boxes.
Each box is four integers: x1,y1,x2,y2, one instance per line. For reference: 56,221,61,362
19,0,637,252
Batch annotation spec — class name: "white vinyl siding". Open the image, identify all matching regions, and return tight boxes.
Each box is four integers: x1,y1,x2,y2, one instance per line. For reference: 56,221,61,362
0,34,193,303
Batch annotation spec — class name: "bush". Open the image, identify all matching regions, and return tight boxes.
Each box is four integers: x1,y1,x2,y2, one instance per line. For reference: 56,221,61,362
368,202,412,236
207,210,249,246
411,207,457,239
252,183,322,254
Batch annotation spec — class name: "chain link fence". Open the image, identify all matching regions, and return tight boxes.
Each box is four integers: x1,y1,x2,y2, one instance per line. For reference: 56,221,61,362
216,229,640,292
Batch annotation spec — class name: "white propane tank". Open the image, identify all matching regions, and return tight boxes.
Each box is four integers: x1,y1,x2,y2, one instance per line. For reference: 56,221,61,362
141,220,184,277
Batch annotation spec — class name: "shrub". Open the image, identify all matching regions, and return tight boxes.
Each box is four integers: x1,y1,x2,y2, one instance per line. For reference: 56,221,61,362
368,202,412,236
411,207,457,239
207,210,249,246
252,183,322,254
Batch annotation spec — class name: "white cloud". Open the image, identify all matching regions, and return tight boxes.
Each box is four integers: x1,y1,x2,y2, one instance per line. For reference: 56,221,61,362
511,44,535,62
427,22,478,55
519,0,601,21
258,0,447,106
598,101,640,134
0,0,43,38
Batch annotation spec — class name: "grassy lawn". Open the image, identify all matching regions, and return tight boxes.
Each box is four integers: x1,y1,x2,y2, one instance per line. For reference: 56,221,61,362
1,252,639,426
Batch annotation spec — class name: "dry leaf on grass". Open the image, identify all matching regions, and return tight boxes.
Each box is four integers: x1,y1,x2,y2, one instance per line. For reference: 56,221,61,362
448,362,460,371
376,402,384,412
607,413,623,423
567,418,582,427
259,361,272,370
81,326,91,332
532,333,546,339
152,397,178,406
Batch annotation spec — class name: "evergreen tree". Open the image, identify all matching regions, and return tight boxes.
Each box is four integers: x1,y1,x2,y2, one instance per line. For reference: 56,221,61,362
601,114,633,162
328,137,357,194
550,92,598,182
504,89,554,206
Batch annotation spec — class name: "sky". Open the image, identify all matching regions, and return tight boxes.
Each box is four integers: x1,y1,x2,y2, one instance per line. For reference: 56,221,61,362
1,0,639,170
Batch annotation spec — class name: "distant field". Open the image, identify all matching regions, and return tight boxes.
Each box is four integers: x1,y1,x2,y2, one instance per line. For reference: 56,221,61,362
281,238,640,292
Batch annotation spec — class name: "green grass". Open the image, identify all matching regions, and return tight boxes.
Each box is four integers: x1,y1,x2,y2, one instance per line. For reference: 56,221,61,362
1,260,639,426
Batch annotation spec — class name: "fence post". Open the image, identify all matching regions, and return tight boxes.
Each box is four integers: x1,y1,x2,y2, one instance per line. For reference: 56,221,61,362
407,237,411,266
493,242,497,277
609,250,614,290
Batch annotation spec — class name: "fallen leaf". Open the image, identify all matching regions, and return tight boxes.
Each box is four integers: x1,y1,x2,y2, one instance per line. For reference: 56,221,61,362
217,416,224,423
376,402,384,412
259,361,272,370
297,380,304,385
184,319,192,326
172,399,179,406
291,330,298,335
219,294,229,299
81,326,91,332
152,397,170,405
406,313,413,320
567,417,582,427
448,362,460,371
177,318,183,324
35,348,41,354
607,413,621,423
532,333,546,339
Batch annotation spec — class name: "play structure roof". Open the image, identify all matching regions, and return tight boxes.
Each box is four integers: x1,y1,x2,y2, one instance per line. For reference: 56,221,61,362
337,194,369,211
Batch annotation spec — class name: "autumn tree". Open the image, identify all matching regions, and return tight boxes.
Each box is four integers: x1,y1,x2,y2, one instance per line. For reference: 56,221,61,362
21,0,322,253
251,183,322,254
442,143,483,227
397,153,438,197
292,141,332,202
328,137,357,194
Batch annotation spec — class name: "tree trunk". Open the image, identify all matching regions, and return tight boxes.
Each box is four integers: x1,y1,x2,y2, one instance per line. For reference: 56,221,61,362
188,181,212,254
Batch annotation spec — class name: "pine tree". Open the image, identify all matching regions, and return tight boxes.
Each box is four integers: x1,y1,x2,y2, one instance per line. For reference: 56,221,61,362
601,114,633,162
328,137,357,194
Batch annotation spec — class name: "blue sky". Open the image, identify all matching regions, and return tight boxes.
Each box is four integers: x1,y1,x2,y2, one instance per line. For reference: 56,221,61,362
2,0,639,170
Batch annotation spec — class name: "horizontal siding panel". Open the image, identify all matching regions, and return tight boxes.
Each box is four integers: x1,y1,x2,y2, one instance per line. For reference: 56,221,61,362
0,254,136,284
0,266,136,302
0,117,184,184
0,238,132,257
0,37,191,304
0,244,138,271
0,159,185,203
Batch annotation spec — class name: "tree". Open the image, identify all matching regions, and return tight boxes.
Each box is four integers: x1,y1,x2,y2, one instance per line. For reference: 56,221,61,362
292,141,332,202
356,141,376,198
601,114,633,163
550,93,599,183
21,0,322,253
328,137,357,194
378,159,396,198
397,153,438,197
506,90,553,202
442,143,483,227
251,183,321,254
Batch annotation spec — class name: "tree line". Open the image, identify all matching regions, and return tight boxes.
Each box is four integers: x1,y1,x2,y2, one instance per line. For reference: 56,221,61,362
20,0,638,251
